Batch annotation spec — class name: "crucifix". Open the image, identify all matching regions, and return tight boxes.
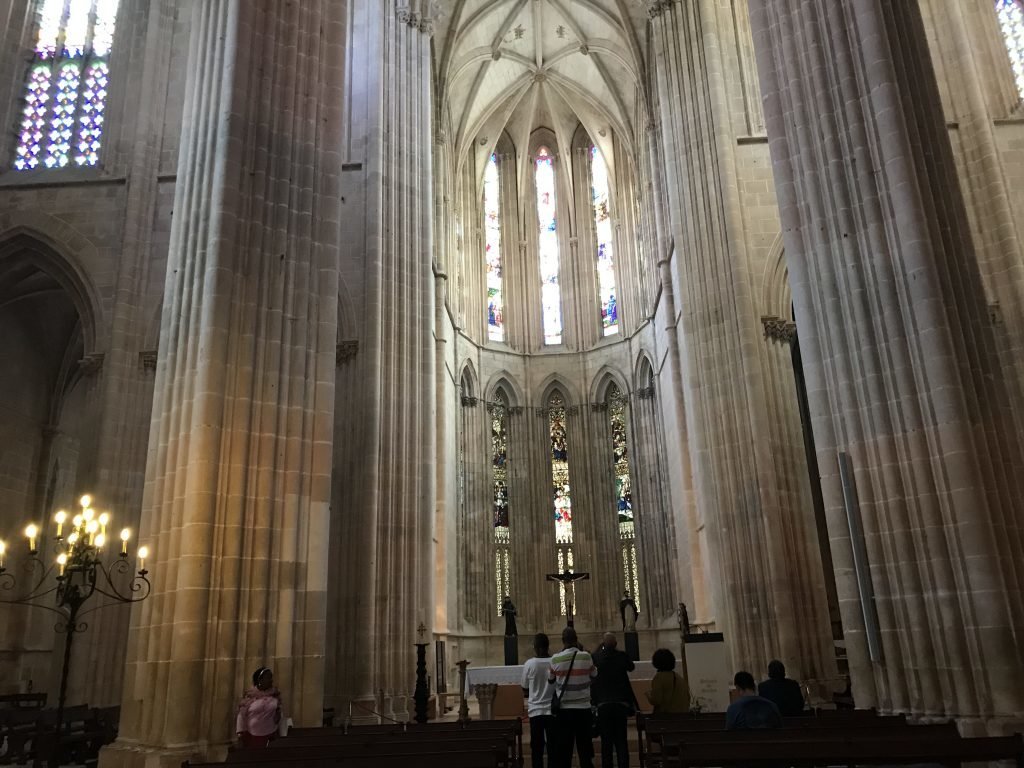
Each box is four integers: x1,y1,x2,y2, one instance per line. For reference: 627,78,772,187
545,569,590,627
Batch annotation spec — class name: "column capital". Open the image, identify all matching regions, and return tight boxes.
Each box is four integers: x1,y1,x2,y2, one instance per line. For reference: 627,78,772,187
647,0,678,19
761,315,796,345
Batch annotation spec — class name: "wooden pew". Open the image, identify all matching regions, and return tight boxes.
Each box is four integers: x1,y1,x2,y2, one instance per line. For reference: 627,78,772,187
0,694,47,710
660,732,1024,768
637,710,905,767
187,748,504,768
287,720,523,764
230,739,510,765
646,721,959,767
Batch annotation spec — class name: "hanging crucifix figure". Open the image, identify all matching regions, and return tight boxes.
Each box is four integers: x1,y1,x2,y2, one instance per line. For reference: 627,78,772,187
545,569,591,627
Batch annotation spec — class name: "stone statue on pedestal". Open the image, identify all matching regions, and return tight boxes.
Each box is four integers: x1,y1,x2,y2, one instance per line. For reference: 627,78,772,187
501,596,518,637
619,591,639,632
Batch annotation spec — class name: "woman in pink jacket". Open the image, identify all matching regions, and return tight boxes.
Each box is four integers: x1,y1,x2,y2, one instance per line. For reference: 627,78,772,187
235,667,282,748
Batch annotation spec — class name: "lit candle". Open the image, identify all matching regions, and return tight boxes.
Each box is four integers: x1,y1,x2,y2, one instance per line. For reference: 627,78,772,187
54,510,67,538
72,514,83,530
137,545,149,572
83,507,95,523
67,531,79,547
79,494,92,509
98,512,109,535
0,540,6,569
85,520,99,545
95,532,106,550
120,528,131,556
57,553,67,576
25,524,38,553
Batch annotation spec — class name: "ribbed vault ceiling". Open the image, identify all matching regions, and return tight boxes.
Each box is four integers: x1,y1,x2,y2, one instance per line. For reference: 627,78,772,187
435,0,648,171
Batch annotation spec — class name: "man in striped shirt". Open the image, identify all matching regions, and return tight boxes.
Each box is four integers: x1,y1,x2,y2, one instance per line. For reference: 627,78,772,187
548,627,597,768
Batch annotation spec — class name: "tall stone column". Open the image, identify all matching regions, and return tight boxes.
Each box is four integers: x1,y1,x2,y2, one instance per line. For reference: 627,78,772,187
329,0,436,720
647,0,836,681
749,0,1024,723
70,0,178,711
101,2,343,765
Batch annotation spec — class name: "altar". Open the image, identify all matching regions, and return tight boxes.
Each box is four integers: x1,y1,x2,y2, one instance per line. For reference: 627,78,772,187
463,635,731,719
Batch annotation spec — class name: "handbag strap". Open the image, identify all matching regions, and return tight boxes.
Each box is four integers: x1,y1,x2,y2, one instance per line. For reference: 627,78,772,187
555,651,579,702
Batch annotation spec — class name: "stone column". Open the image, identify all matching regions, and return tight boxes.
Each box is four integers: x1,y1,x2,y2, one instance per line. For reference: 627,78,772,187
329,0,437,719
71,0,178,711
101,2,343,766
647,0,836,681
749,0,1024,723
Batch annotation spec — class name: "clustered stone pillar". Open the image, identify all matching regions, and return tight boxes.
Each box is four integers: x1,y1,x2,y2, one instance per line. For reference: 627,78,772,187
329,0,437,722
647,0,836,682
102,2,343,766
749,0,1024,725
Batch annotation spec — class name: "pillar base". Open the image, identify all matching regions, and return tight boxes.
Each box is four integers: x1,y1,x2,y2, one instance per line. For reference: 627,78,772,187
503,636,519,665
99,739,224,768
624,632,640,662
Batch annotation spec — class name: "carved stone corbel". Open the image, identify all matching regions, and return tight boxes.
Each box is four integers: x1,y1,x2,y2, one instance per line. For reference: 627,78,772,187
336,340,359,366
78,353,105,376
761,316,797,345
139,350,158,372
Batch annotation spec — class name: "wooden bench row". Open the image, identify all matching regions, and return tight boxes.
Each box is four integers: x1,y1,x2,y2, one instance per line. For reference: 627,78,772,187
0,704,119,768
184,720,523,768
659,732,1024,768
635,711,1023,768
0,694,47,710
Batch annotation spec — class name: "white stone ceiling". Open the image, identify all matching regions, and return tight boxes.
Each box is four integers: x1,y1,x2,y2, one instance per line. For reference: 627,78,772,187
434,0,649,175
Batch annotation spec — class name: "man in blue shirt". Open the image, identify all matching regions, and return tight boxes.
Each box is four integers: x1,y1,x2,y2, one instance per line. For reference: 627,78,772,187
726,671,782,730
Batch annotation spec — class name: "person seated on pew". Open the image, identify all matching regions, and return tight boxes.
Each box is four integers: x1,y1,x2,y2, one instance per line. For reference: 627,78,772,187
726,671,782,730
757,660,805,716
236,667,282,748
647,648,689,715
522,633,555,768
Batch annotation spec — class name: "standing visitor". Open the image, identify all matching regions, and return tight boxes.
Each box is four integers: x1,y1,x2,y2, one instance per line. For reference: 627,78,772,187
548,627,597,768
236,667,282,748
592,633,637,768
522,633,555,768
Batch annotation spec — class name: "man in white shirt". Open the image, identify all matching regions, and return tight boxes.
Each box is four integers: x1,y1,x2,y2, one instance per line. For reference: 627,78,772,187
522,633,554,768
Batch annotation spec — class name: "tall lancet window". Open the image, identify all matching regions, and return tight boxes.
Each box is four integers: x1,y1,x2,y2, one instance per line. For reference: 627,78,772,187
548,391,574,614
537,147,563,345
608,385,640,604
998,0,1024,99
14,0,120,170
491,392,511,614
485,154,505,342
591,147,619,336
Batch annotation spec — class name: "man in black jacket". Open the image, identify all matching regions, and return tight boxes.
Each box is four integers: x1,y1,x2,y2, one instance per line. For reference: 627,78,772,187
592,633,637,768
757,660,805,717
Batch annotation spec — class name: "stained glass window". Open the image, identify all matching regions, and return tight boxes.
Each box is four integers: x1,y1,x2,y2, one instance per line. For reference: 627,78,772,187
998,0,1024,99
591,146,619,336
14,0,119,171
491,392,511,614
609,386,641,605
548,391,574,615
485,155,505,342
491,396,510,540
536,148,563,345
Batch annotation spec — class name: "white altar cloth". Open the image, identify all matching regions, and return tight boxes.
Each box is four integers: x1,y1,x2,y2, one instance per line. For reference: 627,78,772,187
465,661,656,693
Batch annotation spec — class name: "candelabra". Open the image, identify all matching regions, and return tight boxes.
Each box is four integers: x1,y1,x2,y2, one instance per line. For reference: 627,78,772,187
0,494,152,725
